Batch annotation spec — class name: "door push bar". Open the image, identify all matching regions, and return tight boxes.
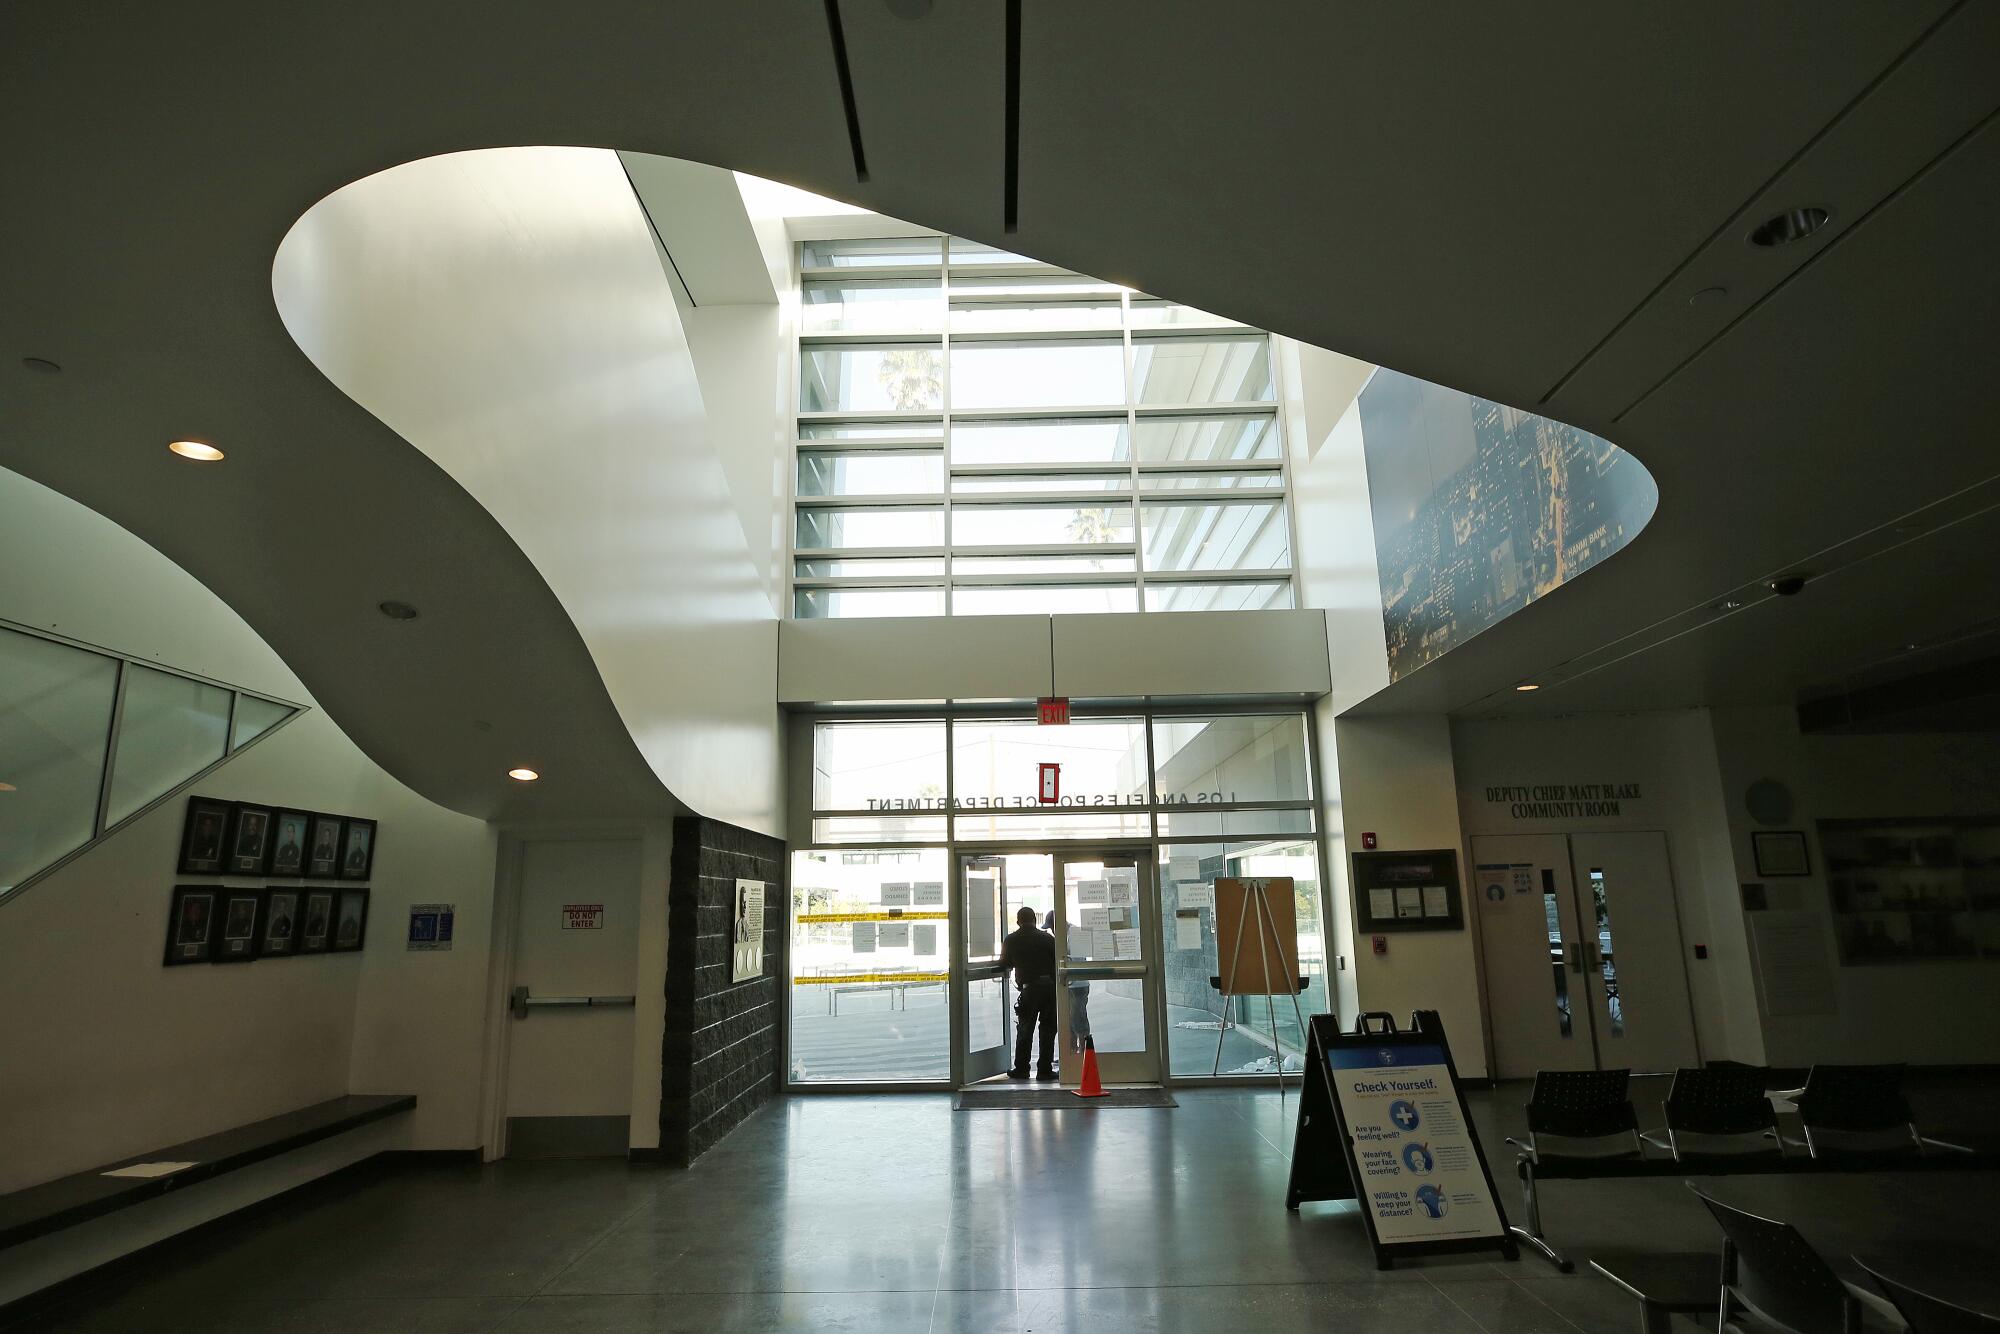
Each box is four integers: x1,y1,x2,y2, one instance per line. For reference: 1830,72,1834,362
509,985,637,1020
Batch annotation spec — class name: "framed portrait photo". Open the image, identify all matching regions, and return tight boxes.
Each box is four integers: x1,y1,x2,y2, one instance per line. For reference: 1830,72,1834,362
226,803,275,876
298,888,337,954
306,814,344,879
261,887,303,957
338,818,376,881
178,797,232,876
213,887,264,963
164,885,222,966
1753,830,1812,877
267,809,312,878
330,888,370,953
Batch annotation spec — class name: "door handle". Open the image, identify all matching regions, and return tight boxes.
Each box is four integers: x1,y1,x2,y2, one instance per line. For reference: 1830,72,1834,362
509,985,637,1020
1563,942,1585,974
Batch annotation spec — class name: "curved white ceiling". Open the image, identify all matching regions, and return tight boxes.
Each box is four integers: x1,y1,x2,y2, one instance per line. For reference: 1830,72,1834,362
3,2,1996,808
272,147,783,837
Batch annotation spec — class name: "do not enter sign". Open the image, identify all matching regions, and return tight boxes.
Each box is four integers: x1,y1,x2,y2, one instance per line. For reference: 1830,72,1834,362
562,903,604,930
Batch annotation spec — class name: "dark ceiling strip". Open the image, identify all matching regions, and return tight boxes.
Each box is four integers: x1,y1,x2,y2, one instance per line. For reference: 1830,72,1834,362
1612,100,1999,426
1003,0,1022,233
824,0,870,184
1534,0,1969,408
616,156,698,308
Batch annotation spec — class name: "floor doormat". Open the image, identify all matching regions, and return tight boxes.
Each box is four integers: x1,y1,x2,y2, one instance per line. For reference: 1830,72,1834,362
955,1087,1177,1110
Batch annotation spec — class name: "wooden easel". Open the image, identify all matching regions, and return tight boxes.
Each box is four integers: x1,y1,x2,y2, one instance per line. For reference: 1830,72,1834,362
1210,877,1310,1104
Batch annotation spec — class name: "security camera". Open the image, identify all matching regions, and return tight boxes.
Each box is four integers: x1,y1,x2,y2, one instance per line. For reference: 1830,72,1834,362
1768,574,1808,597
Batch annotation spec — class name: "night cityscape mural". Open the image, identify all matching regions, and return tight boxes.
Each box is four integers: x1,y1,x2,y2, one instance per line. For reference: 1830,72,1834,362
1358,368,1658,681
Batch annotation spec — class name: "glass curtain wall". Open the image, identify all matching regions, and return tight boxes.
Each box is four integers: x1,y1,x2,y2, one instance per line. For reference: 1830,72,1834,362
787,709,1328,1084
0,621,300,899
793,236,1296,617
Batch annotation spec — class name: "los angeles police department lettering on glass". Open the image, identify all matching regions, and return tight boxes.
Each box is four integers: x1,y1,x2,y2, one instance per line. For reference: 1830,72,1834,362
863,790,1237,810
1485,782,1642,820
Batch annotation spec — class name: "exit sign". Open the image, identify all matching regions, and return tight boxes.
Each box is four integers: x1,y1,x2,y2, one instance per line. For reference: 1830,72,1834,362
1038,697,1070,725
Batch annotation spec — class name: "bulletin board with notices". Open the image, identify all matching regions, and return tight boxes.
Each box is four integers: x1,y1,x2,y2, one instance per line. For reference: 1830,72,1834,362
1351,850,1464,932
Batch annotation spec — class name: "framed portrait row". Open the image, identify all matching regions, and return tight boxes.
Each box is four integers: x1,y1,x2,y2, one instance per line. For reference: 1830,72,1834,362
178,796,375,881
164,884,370,965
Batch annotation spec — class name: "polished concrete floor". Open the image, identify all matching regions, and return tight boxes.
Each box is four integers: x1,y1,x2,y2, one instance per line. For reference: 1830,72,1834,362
20,1085,2000,1333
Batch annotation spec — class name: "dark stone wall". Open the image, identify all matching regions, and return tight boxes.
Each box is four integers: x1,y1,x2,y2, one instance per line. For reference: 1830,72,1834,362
660,815,784,1167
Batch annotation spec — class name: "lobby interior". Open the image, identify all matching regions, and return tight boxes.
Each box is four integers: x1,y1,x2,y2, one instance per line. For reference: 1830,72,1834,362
4,5,2000,1331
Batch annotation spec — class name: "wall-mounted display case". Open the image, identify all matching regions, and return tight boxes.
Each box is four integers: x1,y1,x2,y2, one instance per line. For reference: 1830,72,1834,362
1819,818,2000,965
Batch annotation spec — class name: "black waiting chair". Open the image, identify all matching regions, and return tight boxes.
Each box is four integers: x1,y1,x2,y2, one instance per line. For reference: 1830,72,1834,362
1507,1068,1643,1164
1854,1257,2000,1333
1642,1065,1783,1163
1504,1069,1643,1267
1788,1063,1960,1158
1690,1186,1902,1333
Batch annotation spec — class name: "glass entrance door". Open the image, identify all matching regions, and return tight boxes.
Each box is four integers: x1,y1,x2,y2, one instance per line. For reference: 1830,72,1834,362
1053,851,1161,1086
949,848,1163,1087
954,855,1013,1084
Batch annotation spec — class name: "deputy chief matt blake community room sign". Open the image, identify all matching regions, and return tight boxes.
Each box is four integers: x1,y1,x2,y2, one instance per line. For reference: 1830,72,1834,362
1485,782,1641,819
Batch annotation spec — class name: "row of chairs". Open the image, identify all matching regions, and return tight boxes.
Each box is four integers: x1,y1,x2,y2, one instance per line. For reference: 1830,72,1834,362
1513,1063,1962,1166
1695,1185,1998,1333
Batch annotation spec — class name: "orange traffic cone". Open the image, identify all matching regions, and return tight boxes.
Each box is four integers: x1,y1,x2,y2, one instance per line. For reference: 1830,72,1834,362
1073,1036,1107,1098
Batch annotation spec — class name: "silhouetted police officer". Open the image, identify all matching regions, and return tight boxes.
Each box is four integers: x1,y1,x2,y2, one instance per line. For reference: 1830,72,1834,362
999,905,1057,1079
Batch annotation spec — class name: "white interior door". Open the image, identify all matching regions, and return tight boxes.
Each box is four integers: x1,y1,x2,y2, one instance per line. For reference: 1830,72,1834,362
1471,834,1596,1079
1566,831,1699,1075
504,838,640,1156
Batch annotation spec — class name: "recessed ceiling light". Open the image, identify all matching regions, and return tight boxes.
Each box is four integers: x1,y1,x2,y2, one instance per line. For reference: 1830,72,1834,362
0,782,16,793
508,767,540,782
1715,598,1744,611
378,600,419,621
1749,207,1829,248
21,357,61,374
1515,683,1541,692
168,440,225,462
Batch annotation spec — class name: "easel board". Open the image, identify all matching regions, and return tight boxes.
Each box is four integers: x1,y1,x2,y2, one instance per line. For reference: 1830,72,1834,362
1213,876,1299,995
1286,1011,1516,1268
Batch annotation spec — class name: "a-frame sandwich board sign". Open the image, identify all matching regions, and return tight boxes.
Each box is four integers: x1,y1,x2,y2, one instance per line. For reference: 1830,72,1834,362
1286,1010,1518,1269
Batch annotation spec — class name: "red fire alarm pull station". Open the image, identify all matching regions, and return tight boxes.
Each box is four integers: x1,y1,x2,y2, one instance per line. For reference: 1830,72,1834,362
1371,935,1388,955
1362,831,1378,850
1038,696,1070,726
1038,762,1060,804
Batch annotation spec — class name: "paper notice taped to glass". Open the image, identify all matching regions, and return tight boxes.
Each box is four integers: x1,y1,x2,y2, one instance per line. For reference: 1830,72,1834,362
879,883,912,908
913,923,938,956
878,922,910,948
852,922,877,953
1090,928,1116,957
1177,881,1214,910
912,881,944,906
1078,878,1109,906
1080,906,1111,931
1112,928,1141,959
1175,909,1202,950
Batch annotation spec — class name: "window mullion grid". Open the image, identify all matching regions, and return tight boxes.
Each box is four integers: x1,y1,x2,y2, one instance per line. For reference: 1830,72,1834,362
1270,331,1303,606
1124,287,1144,611
941,253,955,613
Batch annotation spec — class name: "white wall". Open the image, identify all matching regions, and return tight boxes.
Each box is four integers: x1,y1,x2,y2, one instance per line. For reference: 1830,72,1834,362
0,468,497,1194
272,147,786,838
1332,715,1487,1075
1708,706,2000,1065
1450,710,1756,1065
1283,338,1391,1025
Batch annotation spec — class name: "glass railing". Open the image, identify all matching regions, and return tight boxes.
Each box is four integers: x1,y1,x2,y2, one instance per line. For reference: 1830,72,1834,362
0,621,301,901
